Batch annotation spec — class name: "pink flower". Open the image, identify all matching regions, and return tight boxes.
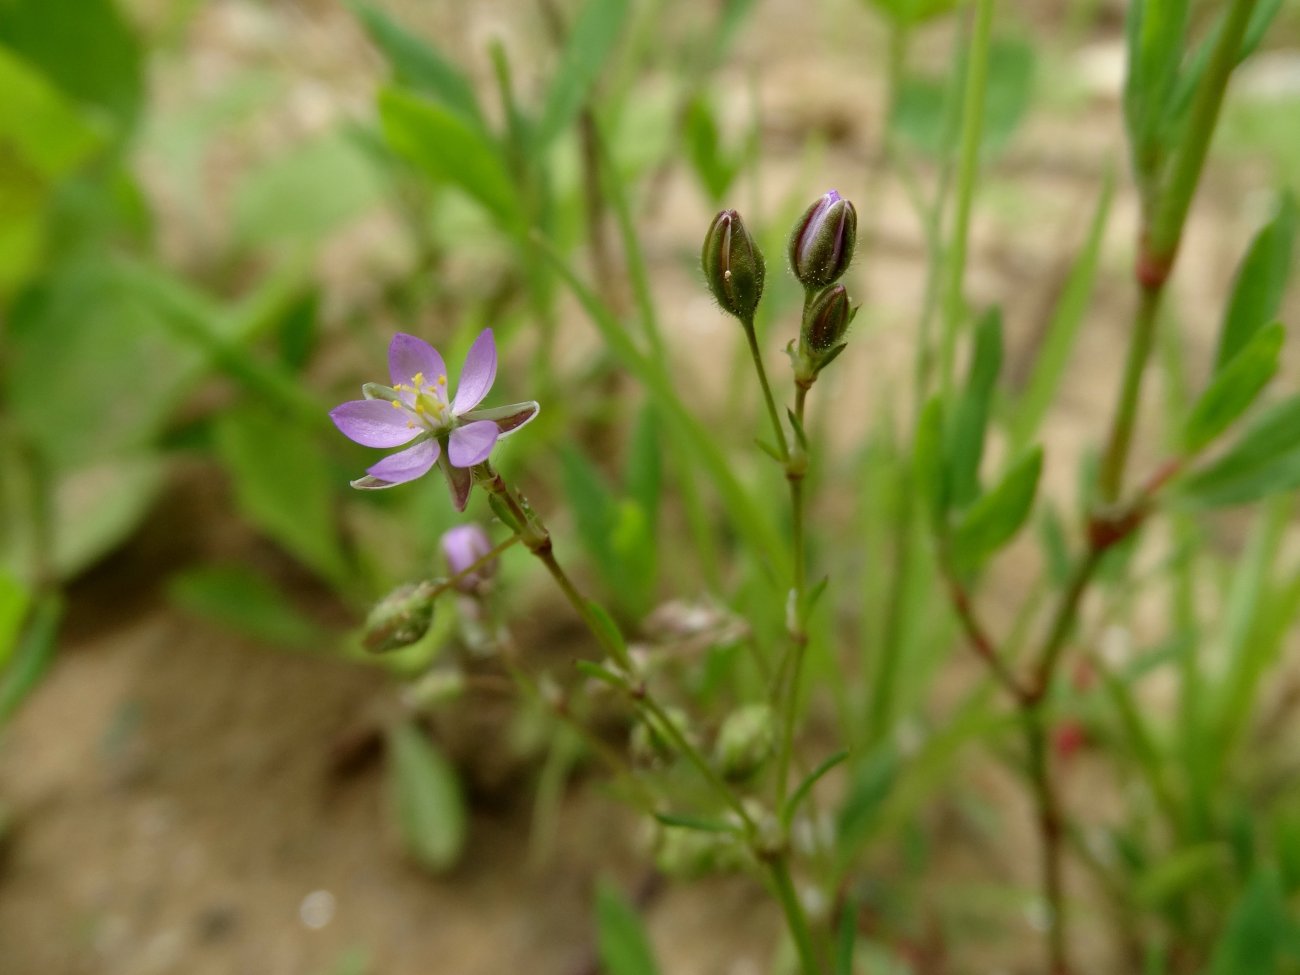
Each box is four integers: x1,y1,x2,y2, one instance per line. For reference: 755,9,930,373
330,329,538,510
441,524,496,593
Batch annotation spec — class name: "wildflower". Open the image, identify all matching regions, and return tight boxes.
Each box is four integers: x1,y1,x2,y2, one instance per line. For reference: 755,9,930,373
788,190,857,290
441,523,497,594
330,330,538,510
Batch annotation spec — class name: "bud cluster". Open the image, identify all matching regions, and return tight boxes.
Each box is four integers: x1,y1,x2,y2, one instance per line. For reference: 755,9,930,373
789,190,858,386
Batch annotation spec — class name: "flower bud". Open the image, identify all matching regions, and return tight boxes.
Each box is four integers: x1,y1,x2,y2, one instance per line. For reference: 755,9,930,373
363,580,438,653
440,524,496,594
713,703,775,781
788,190,857,290
702,209,766,321
630,706,693,766
802,284,854,354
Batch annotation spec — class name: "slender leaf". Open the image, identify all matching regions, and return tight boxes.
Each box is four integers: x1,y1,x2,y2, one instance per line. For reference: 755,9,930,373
1177,395,1300,506
0,595,61,726
1184,321,1284,453
946,307,1002,508
1207,869,1291,975
351,2,484,127
378,87,520,230
1214,193,1297,370
169,566,325,648
532,0,631,151
951,447,1043,571
386,721,467,873
596,880,660,975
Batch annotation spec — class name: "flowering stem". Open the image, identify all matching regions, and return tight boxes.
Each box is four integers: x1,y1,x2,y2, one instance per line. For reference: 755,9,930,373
938,0,995,399
776,383,811,807
766,854,824,975
742,314,791,463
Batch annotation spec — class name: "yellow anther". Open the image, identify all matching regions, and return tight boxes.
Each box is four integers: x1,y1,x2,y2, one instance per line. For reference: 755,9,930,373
411,372,425,387
390,400,402,410
437,375,447,386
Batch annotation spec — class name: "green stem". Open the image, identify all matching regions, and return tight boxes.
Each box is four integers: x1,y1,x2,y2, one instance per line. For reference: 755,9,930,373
767,856,824,975
1097,285,1162,504
743,317,790,462
938,0,995,398
1025,707,1070,975
776,385,811,805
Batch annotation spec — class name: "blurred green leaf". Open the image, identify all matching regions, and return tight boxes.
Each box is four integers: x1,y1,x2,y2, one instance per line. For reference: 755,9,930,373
377,87,519,230
0,571,29,671
1207,869,1293,975
0,0,144,135
951,447,1043,572
1184,321,1284,453
234,133,389,246
1133,843,1230,907
53,455,166,578
1122,0,1189,170
684,96,743,202
386,720,466,873
532,0,631,152
169,565,325,648
214,405,350,588
595,880,660,975
865,0,958,26
946,307,1002,509
560,446,618,570
836,746,898,858
1177,395,1300,507
893,38,1034,159
1214,193,1297,370
1010,172,1114,450
0,594,60,726
913,396,948,524
350,2,484,128
1170,0,1285,132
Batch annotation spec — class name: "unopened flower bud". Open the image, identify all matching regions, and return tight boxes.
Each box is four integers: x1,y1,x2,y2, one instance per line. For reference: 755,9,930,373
653,825,745,878
630,706,693,765
802,284,855,354
713,703,775,781
363,580,437,653
440,524,496,594
788,190,857,290
702,209,766,321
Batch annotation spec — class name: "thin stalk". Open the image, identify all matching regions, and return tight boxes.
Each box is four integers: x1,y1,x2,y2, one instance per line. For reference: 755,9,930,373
1097,285,1162,504
767,855,824,975
776,384,811,806
742,316,790,462
938,0,995,398
1025,707,1070,975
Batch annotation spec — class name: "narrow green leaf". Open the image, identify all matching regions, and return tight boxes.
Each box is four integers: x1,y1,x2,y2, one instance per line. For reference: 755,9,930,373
377,87,519,230
574,659,628,689
624,405,662,528
53,455,166,578
1184,321,1284,453
1177,395,1300,506
835,895,858,975
783,749,848,826
0,573,29,671
169,566,325,648
595,880,660,975
913,395,948,524
946,307,1003,508
1010,172,1114,450
651,812,738,833
350,2,484,127
952,447,1043,571
532,0,631,151
1133,843,1230,907
560,447,618,580
0,595,61,727
1208,869,1290,975
1215,193,1297,370
386,721,467,873
585,599,630,669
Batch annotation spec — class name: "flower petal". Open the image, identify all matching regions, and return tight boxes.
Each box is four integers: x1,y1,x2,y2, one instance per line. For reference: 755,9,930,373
452,328,497,414
351,439,440,490
438,451,474,511
448,419,500,468
330,399,421,448
389,333,447,388
461,401,539,440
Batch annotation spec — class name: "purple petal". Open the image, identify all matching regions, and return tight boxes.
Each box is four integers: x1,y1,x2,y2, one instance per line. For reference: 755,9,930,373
330,400,420,448
438,452,474,511
354,439,440,489
388,333,447,388
452,329,497,414
441,524,495,590
461,401,539,440
448,420,500,468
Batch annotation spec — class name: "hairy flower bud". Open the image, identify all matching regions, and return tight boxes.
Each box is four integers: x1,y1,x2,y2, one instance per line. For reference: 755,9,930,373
788,190,857,290
702,209,766,321
802,284,854,353
363,580,438,653
713,703,776,781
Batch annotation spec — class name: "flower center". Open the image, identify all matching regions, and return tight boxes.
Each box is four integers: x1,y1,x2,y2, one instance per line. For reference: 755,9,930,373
392,371,451,431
